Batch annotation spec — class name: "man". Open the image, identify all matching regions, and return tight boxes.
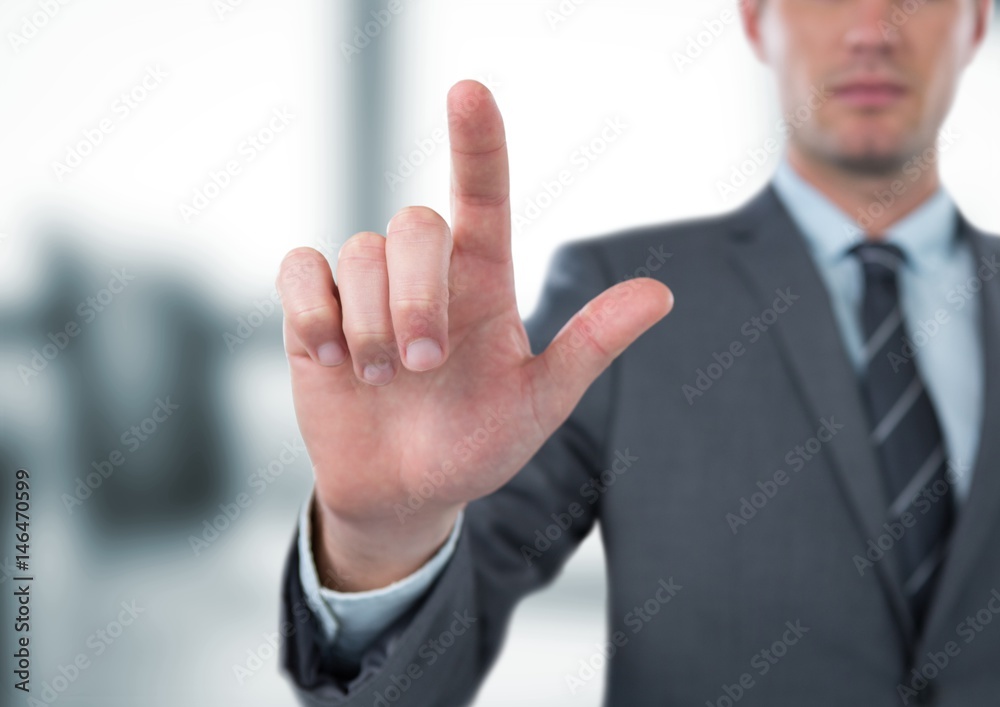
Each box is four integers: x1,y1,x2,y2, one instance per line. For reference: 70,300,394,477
277,0,1000,704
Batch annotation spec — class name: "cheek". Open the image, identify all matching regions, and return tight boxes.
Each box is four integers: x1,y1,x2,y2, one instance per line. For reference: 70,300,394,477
917,50,961,117
909,11,971,104
775,35,825,96
782,62,821,115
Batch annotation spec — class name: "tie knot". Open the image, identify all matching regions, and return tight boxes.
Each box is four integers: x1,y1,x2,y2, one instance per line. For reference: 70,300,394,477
851,242,906,278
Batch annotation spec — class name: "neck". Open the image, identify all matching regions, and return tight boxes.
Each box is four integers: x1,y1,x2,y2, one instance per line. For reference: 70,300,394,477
786,144,941,240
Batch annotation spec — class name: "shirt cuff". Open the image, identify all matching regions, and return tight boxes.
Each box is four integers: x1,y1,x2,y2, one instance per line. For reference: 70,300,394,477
296,488,464,661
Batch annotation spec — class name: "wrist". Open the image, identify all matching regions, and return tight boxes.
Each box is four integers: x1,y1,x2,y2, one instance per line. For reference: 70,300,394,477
311,495,463,592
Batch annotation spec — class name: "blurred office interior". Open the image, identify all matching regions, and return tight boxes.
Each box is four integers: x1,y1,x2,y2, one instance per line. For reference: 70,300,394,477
1,1,999,704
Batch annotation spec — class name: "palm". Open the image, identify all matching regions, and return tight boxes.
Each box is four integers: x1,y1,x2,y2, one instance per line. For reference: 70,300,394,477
291,306,543,519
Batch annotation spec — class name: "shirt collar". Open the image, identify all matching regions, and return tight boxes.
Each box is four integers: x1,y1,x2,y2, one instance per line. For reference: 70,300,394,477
771,156,958,274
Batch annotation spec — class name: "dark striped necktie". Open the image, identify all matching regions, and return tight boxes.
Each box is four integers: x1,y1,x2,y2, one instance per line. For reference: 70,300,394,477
851,242,955,633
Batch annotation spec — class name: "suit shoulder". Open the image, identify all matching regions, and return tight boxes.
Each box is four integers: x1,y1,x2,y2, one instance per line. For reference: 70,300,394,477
557,198,756,273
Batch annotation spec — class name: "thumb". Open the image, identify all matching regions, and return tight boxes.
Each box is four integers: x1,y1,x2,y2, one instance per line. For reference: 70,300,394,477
528,278,673,435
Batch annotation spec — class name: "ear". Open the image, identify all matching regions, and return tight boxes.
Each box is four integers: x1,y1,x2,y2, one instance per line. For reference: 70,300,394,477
973,0,993,48
962,0,993,66
740,0,769,64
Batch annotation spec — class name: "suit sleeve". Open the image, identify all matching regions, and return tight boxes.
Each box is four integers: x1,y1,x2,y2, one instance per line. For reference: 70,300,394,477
280,240,619,706
295,488,465,662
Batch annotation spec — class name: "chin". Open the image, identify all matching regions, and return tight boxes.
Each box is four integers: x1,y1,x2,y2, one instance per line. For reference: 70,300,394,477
828,151,910,177
818,129,913,177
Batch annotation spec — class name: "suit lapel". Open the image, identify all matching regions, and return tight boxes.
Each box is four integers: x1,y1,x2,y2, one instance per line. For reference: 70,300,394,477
726,186,915,644
922,222,1000,643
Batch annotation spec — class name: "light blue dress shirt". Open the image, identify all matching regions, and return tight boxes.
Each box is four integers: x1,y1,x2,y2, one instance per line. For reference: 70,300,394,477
297,157,984,661
771,158,982,499
297,491,464,661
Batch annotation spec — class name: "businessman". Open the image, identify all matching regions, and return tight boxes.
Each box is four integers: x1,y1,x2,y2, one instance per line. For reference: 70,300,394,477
277,0,1000,704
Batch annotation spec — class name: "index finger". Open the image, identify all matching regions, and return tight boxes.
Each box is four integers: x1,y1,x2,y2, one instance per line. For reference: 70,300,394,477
448,80,511,266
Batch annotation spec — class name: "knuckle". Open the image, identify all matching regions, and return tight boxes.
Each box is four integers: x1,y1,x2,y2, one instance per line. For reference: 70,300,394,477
391,286,448,307
451,187,509,209
344,321,394,341
341,231,385,251
338,232,387,269
287,304,332,334
279,247,327,286
387,206,449,237
571,306,611,359
391,295,447,332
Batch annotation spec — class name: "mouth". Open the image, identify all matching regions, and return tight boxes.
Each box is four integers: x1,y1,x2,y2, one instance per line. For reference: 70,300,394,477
832,80,908,109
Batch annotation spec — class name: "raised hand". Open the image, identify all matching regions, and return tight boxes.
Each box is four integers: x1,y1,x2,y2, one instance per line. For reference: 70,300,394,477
277,80,673,590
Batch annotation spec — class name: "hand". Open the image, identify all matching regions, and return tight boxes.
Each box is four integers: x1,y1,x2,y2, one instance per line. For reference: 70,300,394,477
277,80,673,590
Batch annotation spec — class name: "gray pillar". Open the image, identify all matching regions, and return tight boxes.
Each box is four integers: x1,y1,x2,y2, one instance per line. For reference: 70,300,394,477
342,0,397,238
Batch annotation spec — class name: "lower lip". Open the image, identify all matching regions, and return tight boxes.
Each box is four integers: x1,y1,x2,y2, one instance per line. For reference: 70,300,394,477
834,86,906,108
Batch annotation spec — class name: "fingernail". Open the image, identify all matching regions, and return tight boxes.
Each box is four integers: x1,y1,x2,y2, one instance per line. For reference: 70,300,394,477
363,359,395,385
406,339,443,371
317,342,346,367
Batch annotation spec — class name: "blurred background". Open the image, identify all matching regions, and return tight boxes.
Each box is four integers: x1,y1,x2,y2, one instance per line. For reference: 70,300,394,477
1,1,998,705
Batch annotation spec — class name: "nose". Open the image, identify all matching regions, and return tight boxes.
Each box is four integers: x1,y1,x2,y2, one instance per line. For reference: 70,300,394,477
843,0,901,57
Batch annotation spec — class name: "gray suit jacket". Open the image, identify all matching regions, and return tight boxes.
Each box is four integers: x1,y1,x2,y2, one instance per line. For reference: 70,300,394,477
281,185,1000,706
